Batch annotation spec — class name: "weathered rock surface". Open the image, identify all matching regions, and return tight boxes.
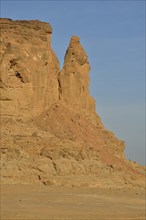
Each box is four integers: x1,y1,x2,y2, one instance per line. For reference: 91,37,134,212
59,36,95,114
0,18,145,188
0,18,59,117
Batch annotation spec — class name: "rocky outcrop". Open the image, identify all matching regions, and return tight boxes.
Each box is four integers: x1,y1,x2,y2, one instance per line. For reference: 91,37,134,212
0,19,101,125
0,18,59,117
0,18,145,187
59,36,95,114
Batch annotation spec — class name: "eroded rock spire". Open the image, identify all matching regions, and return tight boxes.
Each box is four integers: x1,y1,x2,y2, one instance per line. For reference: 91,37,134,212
59,36,95,115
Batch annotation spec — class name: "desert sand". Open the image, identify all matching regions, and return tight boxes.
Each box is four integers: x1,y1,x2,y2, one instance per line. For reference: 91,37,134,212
1,184,145,220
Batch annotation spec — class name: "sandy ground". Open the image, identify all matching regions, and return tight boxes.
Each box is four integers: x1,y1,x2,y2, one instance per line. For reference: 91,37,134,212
1,184,145,220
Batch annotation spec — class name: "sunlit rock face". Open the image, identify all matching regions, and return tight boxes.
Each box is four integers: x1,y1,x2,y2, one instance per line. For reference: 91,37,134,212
59,36,95,114
1,19,145,187
0,18,59,118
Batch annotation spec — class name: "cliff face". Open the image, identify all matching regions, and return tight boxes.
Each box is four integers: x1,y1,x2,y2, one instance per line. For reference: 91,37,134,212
0,18,59,117
0,19,145,187
0,19,100,123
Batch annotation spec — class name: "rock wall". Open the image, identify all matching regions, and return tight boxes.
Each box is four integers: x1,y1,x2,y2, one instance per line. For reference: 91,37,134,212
0,18,59,118
0,19,99,121
1,18,145,187
0,18,125,162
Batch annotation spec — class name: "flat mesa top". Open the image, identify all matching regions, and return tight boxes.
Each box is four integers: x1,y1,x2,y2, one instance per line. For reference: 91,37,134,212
0,18,52,34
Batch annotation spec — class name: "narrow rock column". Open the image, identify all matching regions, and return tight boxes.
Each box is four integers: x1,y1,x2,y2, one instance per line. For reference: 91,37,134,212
59,36,96,114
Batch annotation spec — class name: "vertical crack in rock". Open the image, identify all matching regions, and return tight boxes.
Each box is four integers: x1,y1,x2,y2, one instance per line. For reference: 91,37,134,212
58,73,62,100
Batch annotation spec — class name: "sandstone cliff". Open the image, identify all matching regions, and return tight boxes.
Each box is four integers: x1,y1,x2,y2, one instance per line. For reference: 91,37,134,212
0,18,59,117
0,19,145,188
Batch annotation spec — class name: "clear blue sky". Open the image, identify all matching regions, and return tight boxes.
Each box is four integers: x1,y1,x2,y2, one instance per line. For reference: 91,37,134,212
1,0,145,165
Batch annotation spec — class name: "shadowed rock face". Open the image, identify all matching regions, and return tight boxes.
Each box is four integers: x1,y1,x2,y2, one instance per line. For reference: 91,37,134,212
0,19,145,186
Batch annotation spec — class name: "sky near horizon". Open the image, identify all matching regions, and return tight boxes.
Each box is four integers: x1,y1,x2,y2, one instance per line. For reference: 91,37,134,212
1,0,145,165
